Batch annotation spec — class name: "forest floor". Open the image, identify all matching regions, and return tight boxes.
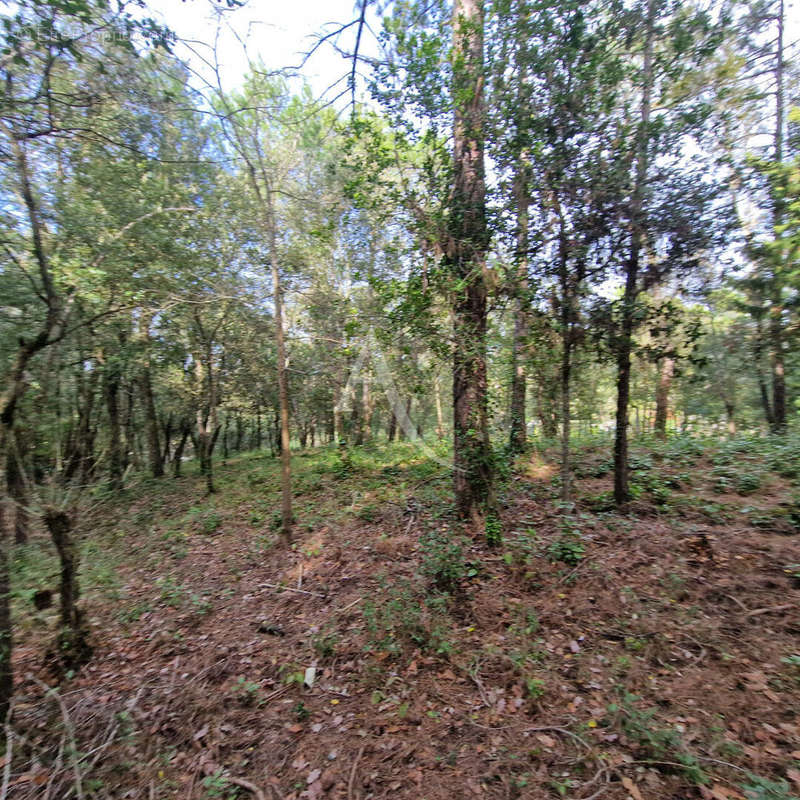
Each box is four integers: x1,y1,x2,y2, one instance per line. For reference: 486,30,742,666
8,434,800,800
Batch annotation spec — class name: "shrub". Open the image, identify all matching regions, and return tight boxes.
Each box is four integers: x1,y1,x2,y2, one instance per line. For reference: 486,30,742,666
419,529,475,591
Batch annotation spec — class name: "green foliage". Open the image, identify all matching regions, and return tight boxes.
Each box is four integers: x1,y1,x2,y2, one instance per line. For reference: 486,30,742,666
234,676,264,707
362,580,455,658
419,529,475,591
311,631,340,661
202,770,238,799
546,525,586,566
485,513,502,547
608,692,708,784
739,774,797,800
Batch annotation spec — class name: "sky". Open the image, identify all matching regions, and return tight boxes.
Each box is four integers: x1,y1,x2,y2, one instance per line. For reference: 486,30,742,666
150,0,382,105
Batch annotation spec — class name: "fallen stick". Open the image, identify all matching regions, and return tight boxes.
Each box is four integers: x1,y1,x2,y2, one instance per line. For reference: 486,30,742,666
31,676,84,800
228,776,266,800
348,744,366,800
745,603,795,617
258,582,325,598
338,596,362,614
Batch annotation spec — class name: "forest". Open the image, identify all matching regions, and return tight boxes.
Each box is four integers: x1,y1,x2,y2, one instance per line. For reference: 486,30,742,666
0,0,799,797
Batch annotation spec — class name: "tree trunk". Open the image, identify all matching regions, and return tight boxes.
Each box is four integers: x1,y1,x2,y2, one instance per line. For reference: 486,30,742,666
104,361,123,491
44,509,91,671
614,0,654,506
654,356,674,439
222,413,230,460
161,413,173,465
434,373,445,439
64,362,99,485
508,116,530,452
361,369,373,444
770,0,787,432
0,132,70,716
754,317,775,428
450,0,493,530
724,401,736,436
269,221,293,544
388,410,397,442
139,366,163,478
6,430,29,544
122,381,137,471
559,303,572,503
173,420,190,478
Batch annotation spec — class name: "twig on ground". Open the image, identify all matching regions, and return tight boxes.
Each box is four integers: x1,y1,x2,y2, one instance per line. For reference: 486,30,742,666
523,726,592,751
745,603,795,617
348,744,366,800
228,776,266,800
30,676,84,800
724,594,749,613
337,596,362,614
43,734,65,800
258,582,325,598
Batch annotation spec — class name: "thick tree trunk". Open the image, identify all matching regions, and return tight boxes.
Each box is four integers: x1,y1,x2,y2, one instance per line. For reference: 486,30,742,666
398,396,413,441
614,0,653,506
450,0,492,530
509,153,530,451
269,224,293,544
235,414,244,452
770,0,787,432
104,362,123,491
388,410,397,442
0,132,68,716
173,420,190,478
557,221,576,503
6,430,29,544
44,509,91,671
139,366,163,478
654,356,674,439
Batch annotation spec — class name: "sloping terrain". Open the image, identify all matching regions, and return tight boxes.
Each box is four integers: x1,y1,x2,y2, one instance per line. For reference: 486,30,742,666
8,437,800,800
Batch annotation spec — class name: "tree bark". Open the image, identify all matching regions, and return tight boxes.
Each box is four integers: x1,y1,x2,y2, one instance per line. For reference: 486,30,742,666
6,430,29,544
614,0,654,506
434,373,445,440
44,509,91,670
172,420,190,478
361,369,373,444
509,162,530,454
559,248,573,503
724,401,736,436
104,360,123,491
139,364,163,479
269,219,293,544
450,0,493,529
770,0,787,432
654,356,674,439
